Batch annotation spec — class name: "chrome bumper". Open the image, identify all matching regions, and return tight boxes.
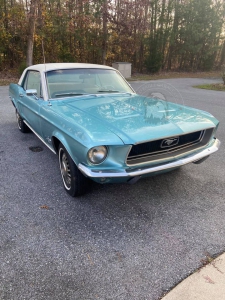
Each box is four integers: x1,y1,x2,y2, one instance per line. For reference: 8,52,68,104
78,138,220,178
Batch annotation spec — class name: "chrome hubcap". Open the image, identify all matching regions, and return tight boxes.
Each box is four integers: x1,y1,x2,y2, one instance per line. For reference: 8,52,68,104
16,111,22,129
60,152,71,189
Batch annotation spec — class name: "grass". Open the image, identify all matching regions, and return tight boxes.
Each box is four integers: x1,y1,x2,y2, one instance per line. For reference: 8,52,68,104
194,83,225,91
127,71,221,81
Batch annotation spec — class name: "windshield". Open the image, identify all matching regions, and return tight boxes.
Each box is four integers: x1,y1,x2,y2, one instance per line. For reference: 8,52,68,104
46,68,134,99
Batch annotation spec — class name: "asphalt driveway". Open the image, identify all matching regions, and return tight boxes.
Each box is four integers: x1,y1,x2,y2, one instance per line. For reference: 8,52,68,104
0,78,224,300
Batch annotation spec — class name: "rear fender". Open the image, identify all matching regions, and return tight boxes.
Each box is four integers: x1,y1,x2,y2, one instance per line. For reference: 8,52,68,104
9,83,24,111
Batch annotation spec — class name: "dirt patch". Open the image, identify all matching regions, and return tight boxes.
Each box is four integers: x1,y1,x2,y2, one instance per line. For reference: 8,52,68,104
0,69,20,86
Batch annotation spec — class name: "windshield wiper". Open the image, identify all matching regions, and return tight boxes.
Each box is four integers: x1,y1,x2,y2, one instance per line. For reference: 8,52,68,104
54,92,85,97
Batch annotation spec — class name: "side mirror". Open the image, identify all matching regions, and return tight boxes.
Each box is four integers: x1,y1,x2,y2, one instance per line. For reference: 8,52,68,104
26,89,37,96
26,89,39,100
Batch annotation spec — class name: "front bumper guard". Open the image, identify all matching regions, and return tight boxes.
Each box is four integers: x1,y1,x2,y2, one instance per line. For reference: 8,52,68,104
78,138,220,179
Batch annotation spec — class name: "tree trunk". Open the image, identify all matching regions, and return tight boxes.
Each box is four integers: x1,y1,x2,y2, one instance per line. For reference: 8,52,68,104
220,41,225,66
102,0,107,65
26,0,38,67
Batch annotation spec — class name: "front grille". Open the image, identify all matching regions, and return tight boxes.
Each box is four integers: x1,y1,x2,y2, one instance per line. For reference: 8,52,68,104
127,128,214,165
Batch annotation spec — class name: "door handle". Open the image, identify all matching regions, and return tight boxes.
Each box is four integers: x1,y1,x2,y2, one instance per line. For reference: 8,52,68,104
19,93,24,97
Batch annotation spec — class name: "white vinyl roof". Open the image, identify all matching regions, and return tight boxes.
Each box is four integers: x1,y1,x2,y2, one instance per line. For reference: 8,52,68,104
25,63,115,72
18,63,120,99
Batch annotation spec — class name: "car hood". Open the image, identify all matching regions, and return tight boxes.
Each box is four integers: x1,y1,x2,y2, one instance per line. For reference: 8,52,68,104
53,93,218,145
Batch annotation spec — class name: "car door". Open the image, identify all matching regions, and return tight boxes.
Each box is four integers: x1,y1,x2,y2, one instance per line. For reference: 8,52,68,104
18,70,43,135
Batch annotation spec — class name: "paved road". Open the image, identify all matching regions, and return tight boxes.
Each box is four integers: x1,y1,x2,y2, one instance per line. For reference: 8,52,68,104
0,78,224,300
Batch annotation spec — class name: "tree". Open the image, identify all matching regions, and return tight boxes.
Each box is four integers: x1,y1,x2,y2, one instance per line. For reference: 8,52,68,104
26,0,38,66
0,0,224,72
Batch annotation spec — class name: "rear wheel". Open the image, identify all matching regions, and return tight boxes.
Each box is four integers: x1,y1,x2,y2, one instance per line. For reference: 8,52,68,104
58,143,88,196
16,110,30,133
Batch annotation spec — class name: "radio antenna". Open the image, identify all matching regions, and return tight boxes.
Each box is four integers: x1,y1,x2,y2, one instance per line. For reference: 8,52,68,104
41,38,50,104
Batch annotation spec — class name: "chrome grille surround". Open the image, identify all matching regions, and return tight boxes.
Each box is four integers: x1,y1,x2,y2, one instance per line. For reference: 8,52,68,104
126,128,214,166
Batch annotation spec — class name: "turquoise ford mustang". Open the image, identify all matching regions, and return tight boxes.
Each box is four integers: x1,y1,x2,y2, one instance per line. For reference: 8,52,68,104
9,63,220,196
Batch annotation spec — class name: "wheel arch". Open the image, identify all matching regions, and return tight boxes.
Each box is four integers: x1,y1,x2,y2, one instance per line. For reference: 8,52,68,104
11,99,16,108
51,134,81,166
51,136,61,154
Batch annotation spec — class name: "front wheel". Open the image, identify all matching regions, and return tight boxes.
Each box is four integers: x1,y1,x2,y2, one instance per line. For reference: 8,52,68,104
16,110,30,133
58,143,88,197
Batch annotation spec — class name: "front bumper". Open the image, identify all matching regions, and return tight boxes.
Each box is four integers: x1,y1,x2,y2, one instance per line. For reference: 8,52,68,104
78,138,220,180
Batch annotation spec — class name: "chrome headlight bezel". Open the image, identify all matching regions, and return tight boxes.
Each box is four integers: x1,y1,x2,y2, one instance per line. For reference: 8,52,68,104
87,146,108,164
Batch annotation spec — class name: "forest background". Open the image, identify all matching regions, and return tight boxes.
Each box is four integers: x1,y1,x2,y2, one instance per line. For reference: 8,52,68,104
0,0,225,75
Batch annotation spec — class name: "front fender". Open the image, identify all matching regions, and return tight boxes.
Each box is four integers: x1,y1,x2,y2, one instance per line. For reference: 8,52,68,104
52,131,86,166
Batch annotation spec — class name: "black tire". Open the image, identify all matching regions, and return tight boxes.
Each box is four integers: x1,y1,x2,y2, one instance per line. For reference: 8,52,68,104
58,143,88,197
16,110,30,133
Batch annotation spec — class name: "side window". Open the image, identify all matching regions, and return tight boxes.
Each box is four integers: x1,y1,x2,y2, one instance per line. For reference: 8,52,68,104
23,71,42,98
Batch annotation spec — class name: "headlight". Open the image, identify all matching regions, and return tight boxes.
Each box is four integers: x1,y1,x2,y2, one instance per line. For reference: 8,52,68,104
87,146,108,164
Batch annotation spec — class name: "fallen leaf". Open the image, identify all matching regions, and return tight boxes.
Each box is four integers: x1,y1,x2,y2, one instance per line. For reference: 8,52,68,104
40,205,49,209
87,254,94,265
203,275,215,284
